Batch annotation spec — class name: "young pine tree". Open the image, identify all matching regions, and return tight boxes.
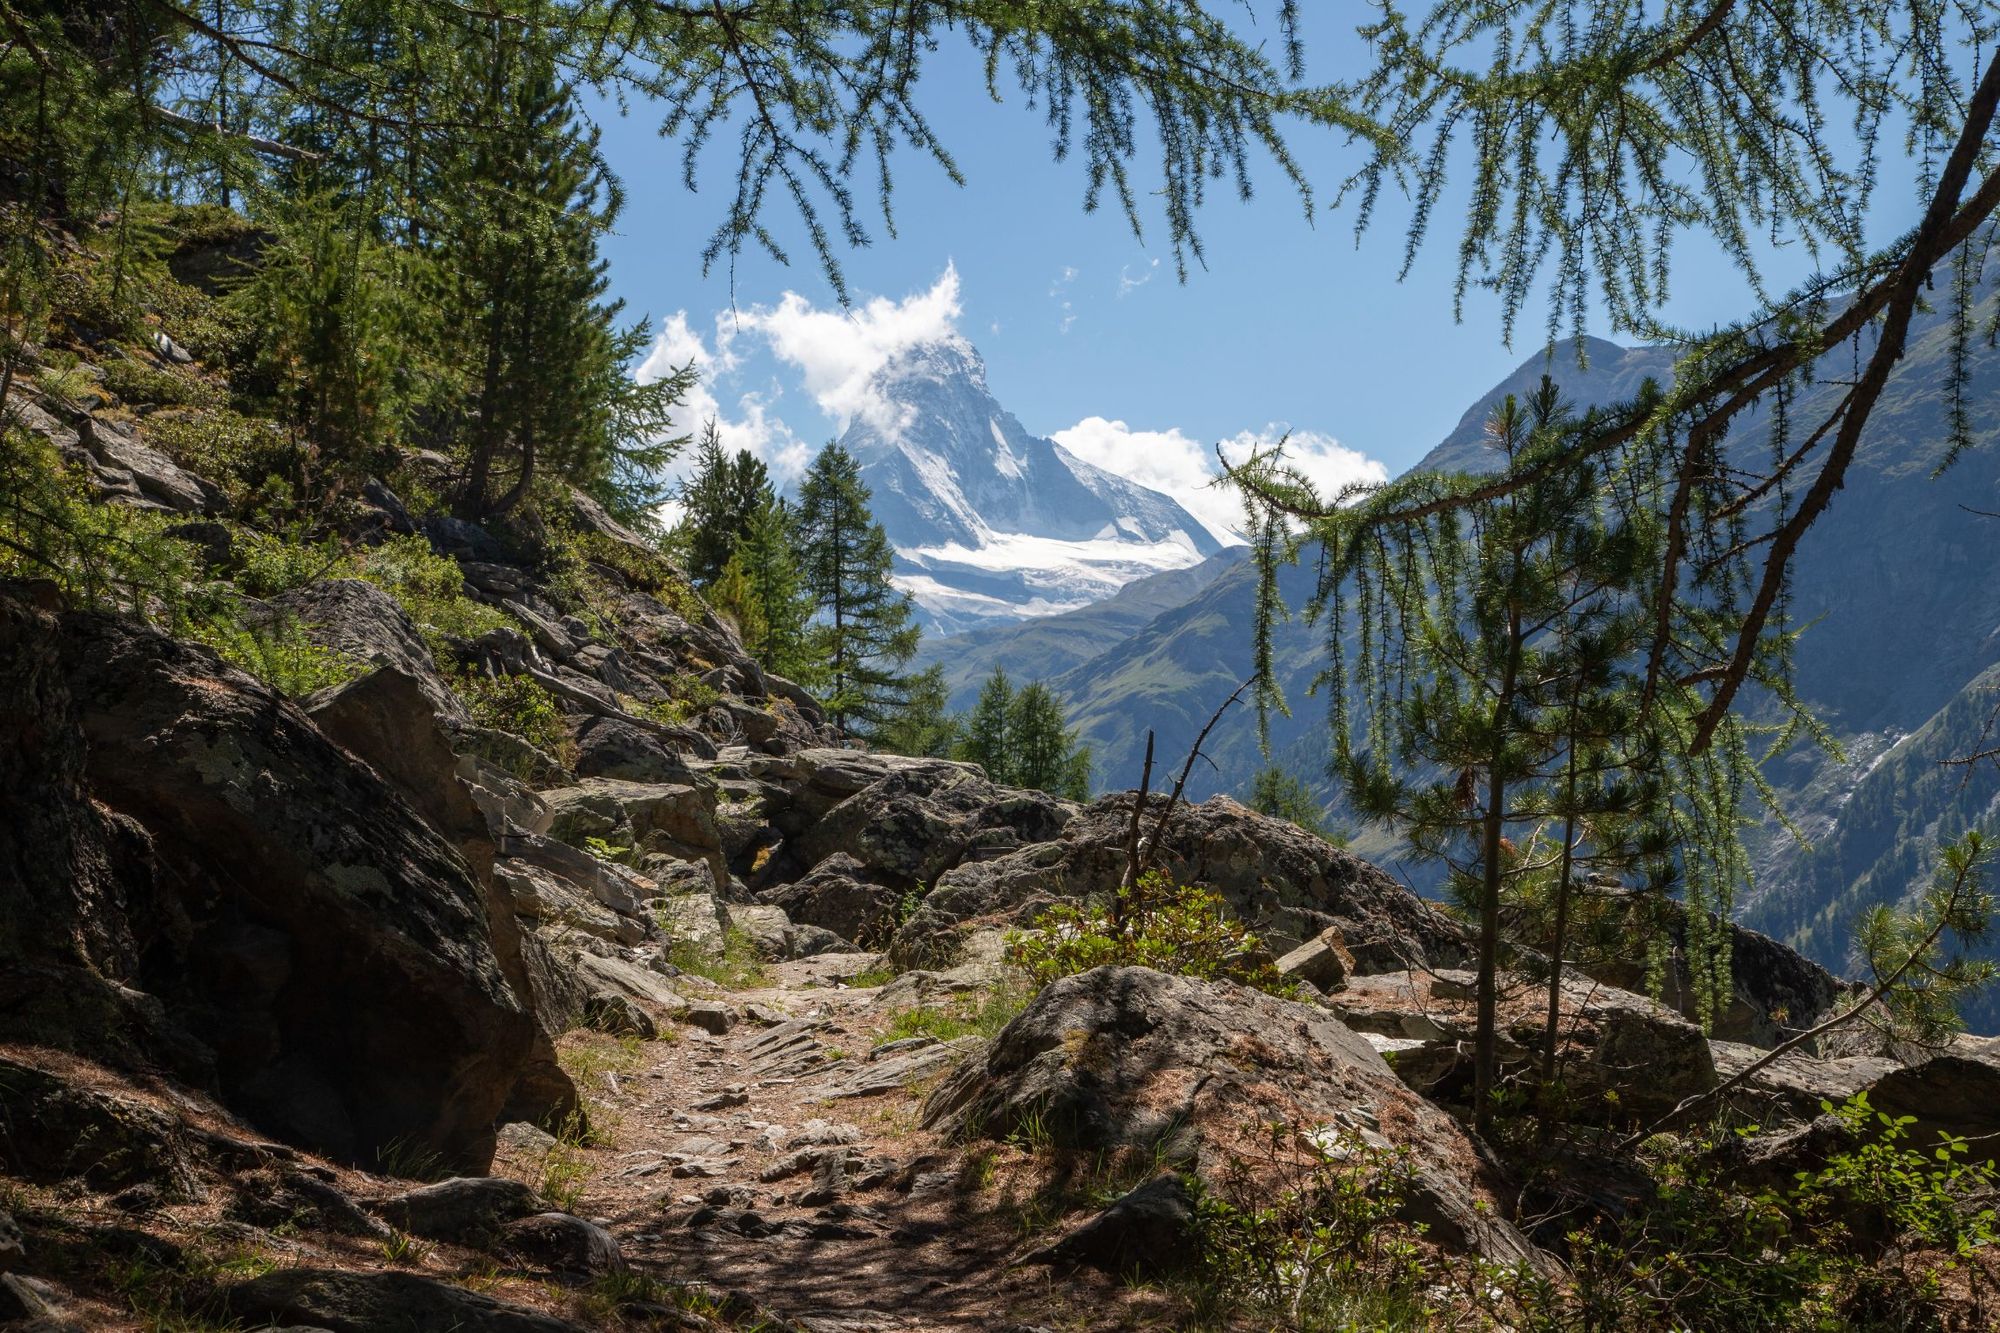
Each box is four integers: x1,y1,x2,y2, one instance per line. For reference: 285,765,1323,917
874,665,961,759
1009,682,1091,801
676,425,775,586
959,668,1016,784
793,443,918,736
1321,381,1711,1136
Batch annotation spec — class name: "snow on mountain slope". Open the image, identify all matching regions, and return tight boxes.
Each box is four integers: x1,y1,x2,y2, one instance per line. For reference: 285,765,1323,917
838,338,1230,634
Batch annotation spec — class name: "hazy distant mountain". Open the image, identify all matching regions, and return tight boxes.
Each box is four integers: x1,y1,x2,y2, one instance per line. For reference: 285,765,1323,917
840,339,1228,635
908,548,1247,709
1042,288,2000,1022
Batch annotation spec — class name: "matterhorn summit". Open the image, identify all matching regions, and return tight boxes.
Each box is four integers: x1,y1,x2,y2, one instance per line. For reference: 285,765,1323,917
840,337,1227,634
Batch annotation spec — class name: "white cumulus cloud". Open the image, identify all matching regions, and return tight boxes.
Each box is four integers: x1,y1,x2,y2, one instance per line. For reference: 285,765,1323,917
1053,418,1388,544
728,264,967,437
635,312,812,520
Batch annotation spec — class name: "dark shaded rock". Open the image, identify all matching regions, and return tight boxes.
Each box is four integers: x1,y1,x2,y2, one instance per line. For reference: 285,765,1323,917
226,1267,584,1333
273,579,465,721
571,715,714,782
1866,1049,2000,1161
55,610,541,1171
925,966,1541,1267
1025,1175,1195,1277
498,1212,625,1278
0,1056,205,1201
371,1176,545,1244
892,793,1468,973
763,855,905,950
1571,885,1852,1049
783,759,1075,892
305,667,576,1126
1333,971,1717,1122
541,778,724,891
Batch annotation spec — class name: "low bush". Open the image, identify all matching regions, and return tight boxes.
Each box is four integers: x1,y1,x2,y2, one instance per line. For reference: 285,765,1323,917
99,357,221,409
1004,873,1297,998
456,669,573,762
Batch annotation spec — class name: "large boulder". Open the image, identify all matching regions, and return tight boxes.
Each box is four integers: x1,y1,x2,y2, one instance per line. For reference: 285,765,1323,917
891,793,1469,973
1865,1047,2000,1161
924,966,1542,1267
540,777,725,891
762,853,906,950
1333,970,1718,1122
51,607,547,1170
570,714,712,783
783,761,1074,891
1569,885,1851,1049
273,578,466,722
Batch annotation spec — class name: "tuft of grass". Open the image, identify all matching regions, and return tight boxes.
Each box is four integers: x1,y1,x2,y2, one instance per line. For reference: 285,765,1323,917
846,965,898,988
372,1134,450,1182
379,1227,431,1266
875,980,1028,1049
665,925,770,990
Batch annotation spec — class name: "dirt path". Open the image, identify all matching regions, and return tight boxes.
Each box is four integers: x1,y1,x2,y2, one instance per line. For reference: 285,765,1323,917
548,956,1178,1333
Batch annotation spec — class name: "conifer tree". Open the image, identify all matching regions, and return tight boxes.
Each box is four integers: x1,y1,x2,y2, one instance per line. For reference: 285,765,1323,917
1245,378,1735,1136
1009,682,1092,801
675,425,775,587
874,666,960,760
960,668,1016,784
793,443,918,736
1248,767,1338,843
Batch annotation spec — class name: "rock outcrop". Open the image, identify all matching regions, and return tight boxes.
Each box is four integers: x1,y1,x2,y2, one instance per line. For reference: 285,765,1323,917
924,965,1543,1267
0,587,563,1171
890,792,1470,972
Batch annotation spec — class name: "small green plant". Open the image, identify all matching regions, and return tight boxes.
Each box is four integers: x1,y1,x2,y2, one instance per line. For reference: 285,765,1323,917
100,357,220,409
1005,873,1298,998
877,982,1029,1047
32,349,98,405
457,669,574,763
664,924,770,989
582,835,637,868
378,1227,431,1266
145,407,295,506
183,611,366,697
351,534,510,651
372,1134,449,1182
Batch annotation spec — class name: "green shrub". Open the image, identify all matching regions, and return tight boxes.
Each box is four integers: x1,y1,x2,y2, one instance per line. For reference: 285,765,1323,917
146,407,293,504
456,669,573,761
229,525,350,596
1190,1126,1439,1330
877,982,1028,1046
351,534,509,649
183,612,366,697
664,925,770,989
1005,873,1298,998
99,357,221,409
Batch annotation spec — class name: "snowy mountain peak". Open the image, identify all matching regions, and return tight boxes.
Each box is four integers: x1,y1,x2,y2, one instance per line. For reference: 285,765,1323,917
840,337,1229,636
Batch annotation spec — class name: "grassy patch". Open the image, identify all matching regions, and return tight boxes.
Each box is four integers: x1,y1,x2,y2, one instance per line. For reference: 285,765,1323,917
664,925,770,990
876,979,1028,1048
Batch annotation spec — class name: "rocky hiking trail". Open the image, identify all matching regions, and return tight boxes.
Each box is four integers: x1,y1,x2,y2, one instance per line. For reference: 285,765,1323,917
566,956,1163,1333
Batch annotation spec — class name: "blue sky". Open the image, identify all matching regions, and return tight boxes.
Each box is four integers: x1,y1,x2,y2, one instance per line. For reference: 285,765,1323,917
586,17,1930,522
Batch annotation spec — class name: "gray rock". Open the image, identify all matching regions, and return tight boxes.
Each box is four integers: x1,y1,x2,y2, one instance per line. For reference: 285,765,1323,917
498,1212,625,1278
1866,1050,2000,1161
1025,1175,1195,1276
924,966,1541,1267
81,415,225,513
371,1177,545,1244
571,715,713,783
541,778,725,890
0,1273,61,1322
226,1267,585,1333
55,611,555,1169
1275,926,1354,991
274,579,467,721
682,1001,737,1036
891,793,1468,973
1709,1041,1898,1122
763,854,905,951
